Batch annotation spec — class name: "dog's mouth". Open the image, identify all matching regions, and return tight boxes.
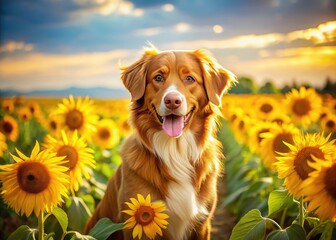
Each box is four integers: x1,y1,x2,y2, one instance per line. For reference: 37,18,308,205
154,107,194,138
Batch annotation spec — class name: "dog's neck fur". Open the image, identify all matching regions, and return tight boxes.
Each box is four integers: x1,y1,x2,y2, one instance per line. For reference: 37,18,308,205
152,130,204,239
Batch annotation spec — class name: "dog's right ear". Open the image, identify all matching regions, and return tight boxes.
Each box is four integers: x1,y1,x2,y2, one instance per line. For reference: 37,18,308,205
120,47,158,101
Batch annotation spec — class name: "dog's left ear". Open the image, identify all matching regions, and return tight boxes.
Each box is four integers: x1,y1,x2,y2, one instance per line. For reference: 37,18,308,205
194,49,237,105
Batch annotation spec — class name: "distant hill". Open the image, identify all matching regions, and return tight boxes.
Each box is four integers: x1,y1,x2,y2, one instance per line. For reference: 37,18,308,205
0,86,130,99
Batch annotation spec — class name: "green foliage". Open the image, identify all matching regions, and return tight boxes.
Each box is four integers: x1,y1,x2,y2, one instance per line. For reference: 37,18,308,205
267,190,294,217
51,208,68,233
8,225,37,240
230,77,259,94
66,197,92,232
229,209,267,240
89,218,124,239
218,122,283,218
267,224,306,240
259,82,280,94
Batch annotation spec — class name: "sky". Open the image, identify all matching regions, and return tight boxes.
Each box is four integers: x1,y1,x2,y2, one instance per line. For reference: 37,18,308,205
0,0,335,92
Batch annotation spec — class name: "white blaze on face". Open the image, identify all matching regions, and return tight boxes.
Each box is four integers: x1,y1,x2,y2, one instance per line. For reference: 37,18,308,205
159,85,187,138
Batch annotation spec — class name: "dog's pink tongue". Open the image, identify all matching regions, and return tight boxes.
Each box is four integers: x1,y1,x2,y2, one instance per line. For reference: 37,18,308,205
162,115,184,138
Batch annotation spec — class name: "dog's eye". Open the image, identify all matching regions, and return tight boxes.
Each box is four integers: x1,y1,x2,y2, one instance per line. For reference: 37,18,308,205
154,74,164,82
185,76,195,83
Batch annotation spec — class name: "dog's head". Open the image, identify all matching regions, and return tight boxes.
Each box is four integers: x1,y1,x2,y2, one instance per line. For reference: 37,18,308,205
121,47,236,138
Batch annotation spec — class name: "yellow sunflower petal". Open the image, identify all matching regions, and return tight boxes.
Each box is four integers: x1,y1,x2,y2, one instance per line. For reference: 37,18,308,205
137,194,146,205
133,223,143,239
31,141,40,158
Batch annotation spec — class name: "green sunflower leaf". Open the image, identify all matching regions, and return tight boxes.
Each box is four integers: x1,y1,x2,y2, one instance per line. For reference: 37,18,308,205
8,225,36,240
52,207,68,233
267,224,306,240
67,196,91,232
320,221,335,240
229,209,266,240
268,189,293,217
89,218,124,239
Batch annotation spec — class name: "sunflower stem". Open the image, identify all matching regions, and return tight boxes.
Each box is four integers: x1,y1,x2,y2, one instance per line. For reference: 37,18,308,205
38,212,44,240
280,208,287,228
299,196,304,227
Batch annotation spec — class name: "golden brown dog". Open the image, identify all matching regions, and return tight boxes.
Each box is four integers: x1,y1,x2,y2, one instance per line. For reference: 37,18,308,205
84,47,236,239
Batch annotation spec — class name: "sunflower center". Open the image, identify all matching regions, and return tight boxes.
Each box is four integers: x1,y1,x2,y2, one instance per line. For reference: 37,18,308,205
238,120,244,130
325,162,336,200
57,145,78,170
273,118,284,125
292,98,311,116
326,120,335,129
65,109,84,130
98,128,111,140
294,146,324,180
135,206,155,226
2,121,13,134
50,120,57,130
260,103,273,113
230,114,237,122
17,162,50,193
272,133,294,154
29,106,35,114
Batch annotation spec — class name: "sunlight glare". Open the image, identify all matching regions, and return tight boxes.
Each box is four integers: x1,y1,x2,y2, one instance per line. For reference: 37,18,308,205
163,3,175,12
213,25,223,34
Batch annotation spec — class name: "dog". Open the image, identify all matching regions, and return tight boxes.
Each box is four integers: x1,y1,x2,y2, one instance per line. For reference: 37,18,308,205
84,46,236,239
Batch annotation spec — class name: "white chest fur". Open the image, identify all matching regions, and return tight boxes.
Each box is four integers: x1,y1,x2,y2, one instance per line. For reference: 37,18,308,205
152,130,207,239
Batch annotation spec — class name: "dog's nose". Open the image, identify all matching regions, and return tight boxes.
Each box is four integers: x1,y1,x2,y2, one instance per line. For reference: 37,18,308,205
164,92,182,109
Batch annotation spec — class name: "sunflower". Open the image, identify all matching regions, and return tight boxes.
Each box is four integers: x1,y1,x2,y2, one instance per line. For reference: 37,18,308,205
252,96,281,121
43,130,95,193
116,113,132,138
275,132,335,198
0,115,19,142
0,132,8,157
260,123,300,170
284,87,322,127
1,99,15,112
17,107,32,122
93,118,120,149
247,120,277,154
0,141,69,217
320,114,336,134
301,156,336,221
52,95,98,138
268,112,291,126
123,194,169,239
229,109,253,145
42,114,63,138
326,98,336,115
26,101,41,116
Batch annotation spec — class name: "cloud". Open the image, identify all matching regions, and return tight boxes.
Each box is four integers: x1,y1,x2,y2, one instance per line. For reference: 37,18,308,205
226,46,336,88
0,41,34,53
169,20,336,50
134,27,162,36
0,49,133,90
132,22,192,36
287,21,336,44
73,0,144,17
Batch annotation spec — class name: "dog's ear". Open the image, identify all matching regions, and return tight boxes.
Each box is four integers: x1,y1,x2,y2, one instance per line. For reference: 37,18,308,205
120,47,159,101
194,49,237,105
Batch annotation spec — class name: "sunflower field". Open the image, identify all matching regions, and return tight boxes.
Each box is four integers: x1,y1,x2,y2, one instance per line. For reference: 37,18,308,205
0,86,336,240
